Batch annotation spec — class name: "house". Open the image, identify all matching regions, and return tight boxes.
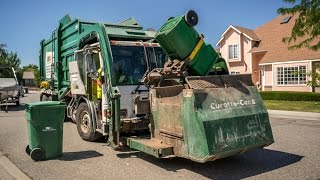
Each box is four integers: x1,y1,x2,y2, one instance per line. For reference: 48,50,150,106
216,14,320,92
22,71,35,87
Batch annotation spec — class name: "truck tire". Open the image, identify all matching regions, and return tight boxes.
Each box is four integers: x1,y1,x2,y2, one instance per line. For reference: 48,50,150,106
40,93,47,101
40,93,52,101
76,103,102,141
47,96,52,101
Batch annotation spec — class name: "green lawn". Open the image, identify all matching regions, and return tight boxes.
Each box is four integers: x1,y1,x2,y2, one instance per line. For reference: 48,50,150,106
264,100,320,113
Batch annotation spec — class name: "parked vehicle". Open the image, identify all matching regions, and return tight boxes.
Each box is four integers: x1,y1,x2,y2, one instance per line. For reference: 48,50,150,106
0,67,20,112
38,11,274,162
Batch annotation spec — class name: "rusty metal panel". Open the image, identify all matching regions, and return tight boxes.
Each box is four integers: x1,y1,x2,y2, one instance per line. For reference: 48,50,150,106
149,75,273,162
133,95,150,115
185,74,254,89
127,138,173,158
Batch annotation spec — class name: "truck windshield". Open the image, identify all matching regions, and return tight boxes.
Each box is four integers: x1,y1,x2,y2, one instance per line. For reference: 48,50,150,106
111,45,167,85
147,47,167,70
0,68,15,78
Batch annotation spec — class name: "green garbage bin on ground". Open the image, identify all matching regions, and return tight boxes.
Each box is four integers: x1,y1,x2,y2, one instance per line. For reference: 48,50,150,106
25,101,66,161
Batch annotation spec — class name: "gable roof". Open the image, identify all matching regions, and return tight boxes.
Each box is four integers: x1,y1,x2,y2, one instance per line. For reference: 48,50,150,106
217,14,320,64
233,26,260,41
216,25,260,45
254,14,320,64
22,71,34,79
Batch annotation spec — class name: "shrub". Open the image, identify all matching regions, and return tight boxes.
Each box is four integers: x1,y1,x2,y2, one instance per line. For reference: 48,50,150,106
260,91,320,101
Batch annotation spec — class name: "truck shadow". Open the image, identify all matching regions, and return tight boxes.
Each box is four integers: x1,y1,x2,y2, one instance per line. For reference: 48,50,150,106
59,150,103,161
0,104,25,112
117,148,303,179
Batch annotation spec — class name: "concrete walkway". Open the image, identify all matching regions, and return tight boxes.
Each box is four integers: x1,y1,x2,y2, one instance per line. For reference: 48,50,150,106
268,110,320,121
0,152,30,180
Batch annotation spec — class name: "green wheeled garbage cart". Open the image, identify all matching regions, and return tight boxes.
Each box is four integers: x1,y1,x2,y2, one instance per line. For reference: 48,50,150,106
25,101,66,161
155,10,226,76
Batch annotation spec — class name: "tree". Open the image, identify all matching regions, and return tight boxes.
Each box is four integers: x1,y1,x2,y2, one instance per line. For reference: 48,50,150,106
278,0,320,51
20,64,41,86
0,43,21,70
306,63,320,88
0,43,6,57
0,44,21,79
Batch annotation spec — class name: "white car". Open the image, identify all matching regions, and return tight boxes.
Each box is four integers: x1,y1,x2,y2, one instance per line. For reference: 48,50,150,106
0,67,20,112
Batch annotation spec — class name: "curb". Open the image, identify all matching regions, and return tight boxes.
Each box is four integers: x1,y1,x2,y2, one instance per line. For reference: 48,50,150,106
0,152,30,180
268,110,320,121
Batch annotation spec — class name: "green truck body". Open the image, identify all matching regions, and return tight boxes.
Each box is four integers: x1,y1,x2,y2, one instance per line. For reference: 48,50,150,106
39,11,273,163
39,15,156,99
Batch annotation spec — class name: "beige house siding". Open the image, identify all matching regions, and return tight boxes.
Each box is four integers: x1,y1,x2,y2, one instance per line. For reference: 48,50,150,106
242,36,252,71
272,86,310,92
263,65,273,86
220,30,253,75
220,30,239,62
251,53,265,85
217,18,320,92
262,61,313,92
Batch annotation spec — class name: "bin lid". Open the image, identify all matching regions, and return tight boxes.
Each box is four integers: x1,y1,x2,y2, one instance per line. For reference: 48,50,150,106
158,16,182,33
25,101,66,110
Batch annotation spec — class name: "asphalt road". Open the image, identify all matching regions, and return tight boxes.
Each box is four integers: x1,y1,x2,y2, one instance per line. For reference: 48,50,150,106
0,92,319,180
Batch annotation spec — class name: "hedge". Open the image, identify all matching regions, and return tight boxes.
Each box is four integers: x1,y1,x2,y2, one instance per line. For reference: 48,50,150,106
260,91,320,101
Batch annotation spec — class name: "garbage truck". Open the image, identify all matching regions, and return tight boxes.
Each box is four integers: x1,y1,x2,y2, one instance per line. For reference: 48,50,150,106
39,10,274,163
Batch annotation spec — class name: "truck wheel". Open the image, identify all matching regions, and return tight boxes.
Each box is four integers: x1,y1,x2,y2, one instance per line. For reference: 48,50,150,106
76,103,102,141
40,93,52,101
40,93,47,101
47,96,52,101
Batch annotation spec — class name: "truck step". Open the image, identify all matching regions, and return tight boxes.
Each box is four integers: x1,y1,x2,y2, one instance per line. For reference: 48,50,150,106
127,137,174,158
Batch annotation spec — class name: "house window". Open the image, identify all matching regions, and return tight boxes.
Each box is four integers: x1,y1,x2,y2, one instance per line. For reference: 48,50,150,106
277,66,306,85
228,44,238,59
230,71,240,75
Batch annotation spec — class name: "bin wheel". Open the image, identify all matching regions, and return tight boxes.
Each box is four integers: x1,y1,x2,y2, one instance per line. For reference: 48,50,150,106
30,148,43,161
185,10,198,27
76,103,102,142
25,145,31,155
15,99,20,106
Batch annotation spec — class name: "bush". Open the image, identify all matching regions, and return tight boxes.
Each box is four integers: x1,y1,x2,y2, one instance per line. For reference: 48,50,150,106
260,91,320,101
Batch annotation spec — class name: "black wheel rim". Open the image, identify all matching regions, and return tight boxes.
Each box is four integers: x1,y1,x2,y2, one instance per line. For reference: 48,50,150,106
185,10,198,27
80,110,90,134
31,148,43,161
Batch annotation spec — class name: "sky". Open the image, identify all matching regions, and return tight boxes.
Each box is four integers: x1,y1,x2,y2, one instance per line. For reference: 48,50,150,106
0,0,288,66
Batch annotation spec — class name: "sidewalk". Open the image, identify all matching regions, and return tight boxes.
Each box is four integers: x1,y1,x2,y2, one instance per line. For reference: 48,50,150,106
268,110,320,121
0,152,30,180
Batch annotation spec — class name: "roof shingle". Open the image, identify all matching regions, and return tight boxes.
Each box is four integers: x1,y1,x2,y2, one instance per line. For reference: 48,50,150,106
254,14,320,64
233,26,260,41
